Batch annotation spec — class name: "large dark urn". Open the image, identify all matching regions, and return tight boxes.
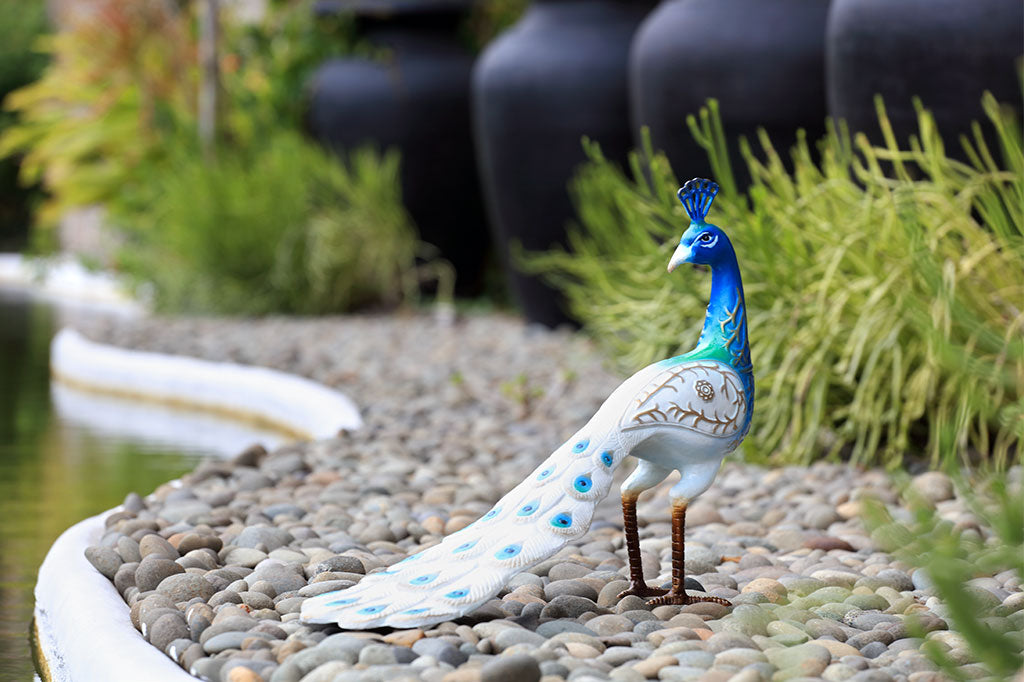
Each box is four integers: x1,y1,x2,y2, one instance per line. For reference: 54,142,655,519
827,0,1023,151
630,0,830,186
473,0,654,328
308,0,488,296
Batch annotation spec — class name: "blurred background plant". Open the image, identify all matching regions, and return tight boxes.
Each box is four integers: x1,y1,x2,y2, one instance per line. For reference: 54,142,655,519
0,0,65,249
116,132,431,314
464,0,528,51
0,0,194,238
864,473,1023,680
527,93,1023,470
0,0,445,313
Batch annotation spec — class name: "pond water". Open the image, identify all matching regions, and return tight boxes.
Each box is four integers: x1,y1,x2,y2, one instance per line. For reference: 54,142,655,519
0,290,285,680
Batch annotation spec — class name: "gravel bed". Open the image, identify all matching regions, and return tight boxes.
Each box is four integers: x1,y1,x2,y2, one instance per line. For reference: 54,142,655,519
77,313,1022,682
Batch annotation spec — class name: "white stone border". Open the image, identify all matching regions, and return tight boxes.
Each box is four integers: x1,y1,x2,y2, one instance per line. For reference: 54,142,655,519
50,329,362,440
35,328,364,680
0,253,146,316
34,507,199,682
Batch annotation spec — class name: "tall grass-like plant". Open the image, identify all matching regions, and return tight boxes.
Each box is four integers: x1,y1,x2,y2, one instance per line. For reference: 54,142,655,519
118,132,429,315
527,95,1023,468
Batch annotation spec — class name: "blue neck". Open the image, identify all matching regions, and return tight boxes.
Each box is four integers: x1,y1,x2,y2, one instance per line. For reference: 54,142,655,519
696,250,750,372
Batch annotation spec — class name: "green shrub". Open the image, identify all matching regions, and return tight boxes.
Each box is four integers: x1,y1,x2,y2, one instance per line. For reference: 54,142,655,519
864,475,1023,679
526,95,1023,469
117,132,429,315
0,0,50,248
0,0,193,229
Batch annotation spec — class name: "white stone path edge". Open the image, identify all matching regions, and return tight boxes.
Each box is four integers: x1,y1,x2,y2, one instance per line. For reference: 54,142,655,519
35,329,364,681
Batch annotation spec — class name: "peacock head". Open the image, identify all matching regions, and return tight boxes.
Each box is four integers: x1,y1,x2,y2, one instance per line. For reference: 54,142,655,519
667,178,733,272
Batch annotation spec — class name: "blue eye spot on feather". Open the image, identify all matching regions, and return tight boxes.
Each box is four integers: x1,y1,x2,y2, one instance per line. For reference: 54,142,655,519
572,438,590,453
376,569,397,575
537,467,554,481
453,539,478,553
600,451,613,467
481,507,501,521
357,604,387,615
551,513,572,528
445,589,469,599
517,500,539,516
410,573,438,585
404,607,430,615
496,543,522,559
397,552,424,565
573,475,592,493
324,597,358,606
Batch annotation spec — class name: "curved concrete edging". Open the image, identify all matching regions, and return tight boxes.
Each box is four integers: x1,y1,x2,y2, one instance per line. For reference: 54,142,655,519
36,328,365,680
50,328,362,439
34,507,199,682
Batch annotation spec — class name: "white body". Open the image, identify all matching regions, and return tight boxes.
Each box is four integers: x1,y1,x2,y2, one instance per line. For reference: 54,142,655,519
301,357,747,629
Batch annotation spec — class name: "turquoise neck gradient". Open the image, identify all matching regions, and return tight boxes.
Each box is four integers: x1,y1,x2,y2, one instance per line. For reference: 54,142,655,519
661,222,754,430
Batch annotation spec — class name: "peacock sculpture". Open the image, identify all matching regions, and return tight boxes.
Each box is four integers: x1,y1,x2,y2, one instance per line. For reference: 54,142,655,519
302,178,753,629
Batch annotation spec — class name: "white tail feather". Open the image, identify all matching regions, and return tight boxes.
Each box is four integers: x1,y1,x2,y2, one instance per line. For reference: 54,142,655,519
301,428,625,629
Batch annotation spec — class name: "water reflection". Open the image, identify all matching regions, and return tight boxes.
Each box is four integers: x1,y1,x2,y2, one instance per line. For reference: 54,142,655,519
0,291,285,680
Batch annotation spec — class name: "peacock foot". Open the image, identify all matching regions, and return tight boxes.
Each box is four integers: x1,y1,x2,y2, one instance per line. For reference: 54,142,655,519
648,591,732,607
616,582,669,600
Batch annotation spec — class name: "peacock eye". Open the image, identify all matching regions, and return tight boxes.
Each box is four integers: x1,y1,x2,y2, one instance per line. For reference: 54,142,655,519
699,233,712,242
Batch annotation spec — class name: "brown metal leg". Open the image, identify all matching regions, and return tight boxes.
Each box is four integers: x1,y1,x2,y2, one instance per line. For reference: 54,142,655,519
616,493,667,600
649,501,731,606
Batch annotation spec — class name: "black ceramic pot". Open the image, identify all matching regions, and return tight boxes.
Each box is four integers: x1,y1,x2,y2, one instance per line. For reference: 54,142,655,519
308,0,489,296
630,0,830,187
472,0,654,328
827,0,1023,152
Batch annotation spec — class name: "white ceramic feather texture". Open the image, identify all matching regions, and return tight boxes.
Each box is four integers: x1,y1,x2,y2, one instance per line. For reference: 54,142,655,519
300,358,747,629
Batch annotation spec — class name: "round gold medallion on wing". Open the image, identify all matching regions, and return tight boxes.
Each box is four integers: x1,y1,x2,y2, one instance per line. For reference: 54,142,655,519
621,361,746,438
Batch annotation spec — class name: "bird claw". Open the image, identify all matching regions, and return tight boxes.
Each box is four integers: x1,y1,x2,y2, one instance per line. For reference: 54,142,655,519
647,591,732,607
616,582,669,600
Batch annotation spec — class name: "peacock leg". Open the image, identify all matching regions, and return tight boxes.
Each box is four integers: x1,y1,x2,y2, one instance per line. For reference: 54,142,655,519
616,493,668,599
649,501,731,606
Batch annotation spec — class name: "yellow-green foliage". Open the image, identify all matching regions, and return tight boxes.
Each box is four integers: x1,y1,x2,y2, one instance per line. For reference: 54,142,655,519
527,96,1023,468
0,0,193,227
117,132,425,315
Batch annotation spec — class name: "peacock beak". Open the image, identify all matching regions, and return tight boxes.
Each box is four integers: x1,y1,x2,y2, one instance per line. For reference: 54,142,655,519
667,242,692,273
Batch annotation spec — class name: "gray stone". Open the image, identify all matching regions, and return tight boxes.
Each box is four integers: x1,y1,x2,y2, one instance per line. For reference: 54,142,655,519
911,569,934,591
494,628,546,651
765,642,831,670
139,534,179,560
148,612,190,652
545,579,599,601
684,547,719,575
874,569,914,592
157,573,216,603
135,556,185,592
203,630,272,654
672,650,714,668
309,555,365,577
481,653,541,682
861,641,888,658
910,472,954,504
234,526,295,551
536,620,599,638
357,643,396,665
253,563,307,593
846,612,901,630
541,595,602,619
116,536,143,564
160,500,212,524
412,637,468,667
223,547,268,568
84,545,123,580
